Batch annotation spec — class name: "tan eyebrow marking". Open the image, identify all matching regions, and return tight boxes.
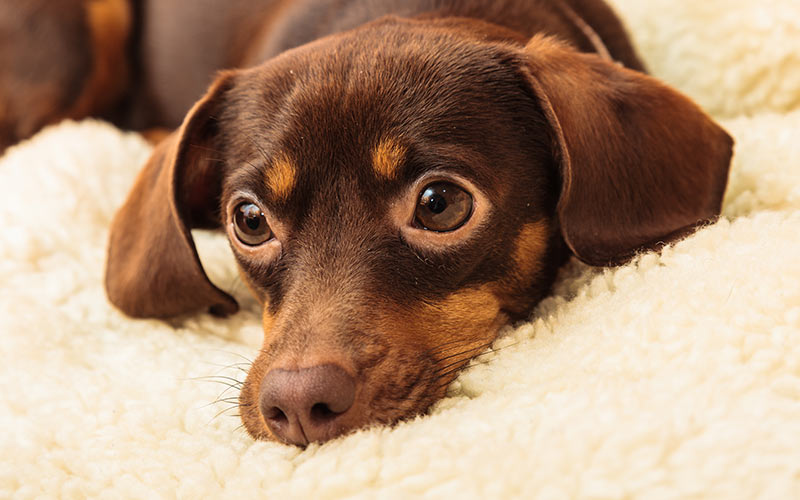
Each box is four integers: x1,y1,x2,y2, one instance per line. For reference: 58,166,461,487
266,154,297,200
372,138,406,180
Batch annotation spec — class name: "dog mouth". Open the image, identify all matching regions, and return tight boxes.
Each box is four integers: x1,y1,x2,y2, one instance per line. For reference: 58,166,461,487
234,298,512,446
238,321,511,446
237,355,439,446
236,337,503,446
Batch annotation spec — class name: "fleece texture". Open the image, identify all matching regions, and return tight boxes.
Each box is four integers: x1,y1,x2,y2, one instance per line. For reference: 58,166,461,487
2,0,800,498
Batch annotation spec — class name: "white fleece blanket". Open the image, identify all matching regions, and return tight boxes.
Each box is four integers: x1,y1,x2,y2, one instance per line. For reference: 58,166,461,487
2,1,800,498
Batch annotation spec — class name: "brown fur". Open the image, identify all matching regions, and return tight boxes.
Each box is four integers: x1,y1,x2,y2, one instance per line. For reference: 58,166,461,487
0,0,92,150
68,0,132,119
1,0,732,446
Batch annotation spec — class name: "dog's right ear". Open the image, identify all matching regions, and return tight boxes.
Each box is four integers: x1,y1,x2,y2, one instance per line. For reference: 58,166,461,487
106,72,239,318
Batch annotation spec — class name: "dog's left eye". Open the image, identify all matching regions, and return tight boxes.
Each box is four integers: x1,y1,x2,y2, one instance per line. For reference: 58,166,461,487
415,182,473,232
233,202,273,246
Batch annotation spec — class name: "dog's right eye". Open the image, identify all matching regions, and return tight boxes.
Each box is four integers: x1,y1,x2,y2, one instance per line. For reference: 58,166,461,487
233,202,273,246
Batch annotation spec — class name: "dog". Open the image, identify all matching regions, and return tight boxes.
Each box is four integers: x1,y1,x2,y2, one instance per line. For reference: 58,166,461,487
1,0,733,446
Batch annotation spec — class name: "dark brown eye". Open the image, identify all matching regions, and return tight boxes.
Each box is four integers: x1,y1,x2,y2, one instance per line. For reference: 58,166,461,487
415,182,473,232
233,202,273,246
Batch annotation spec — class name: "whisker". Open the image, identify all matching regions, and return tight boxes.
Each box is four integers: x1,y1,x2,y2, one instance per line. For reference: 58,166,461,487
422,337,487,357
193,379,244,397
434,339,525,374
212,405,241,421
219,382,245,394
426,340,525,389
431,349,490,377
213,397,242,404
433,341,493,365
200,363,252,379
434,347,523,389
191,375,245,386
194,382,243,394
204,364,251,379
478,340,524,358
205,349,255,365
199,394,240,409
204,361,252,369
422,331,526,360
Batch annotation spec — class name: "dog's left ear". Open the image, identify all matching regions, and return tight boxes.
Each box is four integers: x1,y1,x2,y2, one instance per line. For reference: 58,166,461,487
105,72,239,318
521,36,733,265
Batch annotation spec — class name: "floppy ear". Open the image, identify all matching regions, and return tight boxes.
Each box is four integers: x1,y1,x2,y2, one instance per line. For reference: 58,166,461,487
521,36,733,265
105,72,239,318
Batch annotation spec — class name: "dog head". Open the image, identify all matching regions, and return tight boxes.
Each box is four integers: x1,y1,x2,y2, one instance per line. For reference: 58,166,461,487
106,17,732,446
0,0,130,154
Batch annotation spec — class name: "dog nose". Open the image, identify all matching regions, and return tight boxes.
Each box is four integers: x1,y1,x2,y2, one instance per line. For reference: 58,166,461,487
259,364,356,446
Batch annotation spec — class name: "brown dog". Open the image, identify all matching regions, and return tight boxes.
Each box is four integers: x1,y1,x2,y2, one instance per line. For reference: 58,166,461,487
2,0,732,446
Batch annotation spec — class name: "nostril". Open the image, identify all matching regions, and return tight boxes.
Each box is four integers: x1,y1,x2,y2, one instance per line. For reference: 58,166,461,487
264,406,288,424
310,402,340,423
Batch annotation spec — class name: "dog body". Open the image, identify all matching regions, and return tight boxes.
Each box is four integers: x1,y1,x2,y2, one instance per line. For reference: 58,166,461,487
1,0,733,446
1,0,645,140
133,0,646,128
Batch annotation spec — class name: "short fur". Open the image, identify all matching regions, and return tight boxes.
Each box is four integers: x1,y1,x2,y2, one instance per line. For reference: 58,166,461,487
0,0,733,445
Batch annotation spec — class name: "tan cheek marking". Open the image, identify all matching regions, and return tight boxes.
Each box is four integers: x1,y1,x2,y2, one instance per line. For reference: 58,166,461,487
400,287,505,388
424,287,500,330
266,154,297,200
380,287,503,360
372,138,406,180
262,306,276,336
378,224,549,367
490,220,551,316
510,221,550,282
68,0,132,118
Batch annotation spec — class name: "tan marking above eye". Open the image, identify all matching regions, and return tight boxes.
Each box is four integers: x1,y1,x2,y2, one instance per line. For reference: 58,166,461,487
372,138,406,180
266,154,297,200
